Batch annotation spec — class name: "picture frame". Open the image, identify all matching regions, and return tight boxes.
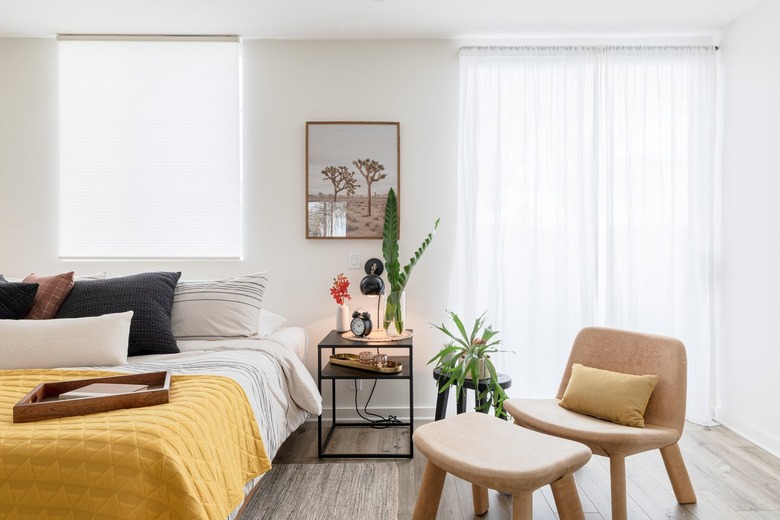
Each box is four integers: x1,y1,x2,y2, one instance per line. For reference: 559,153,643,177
306,121,400,239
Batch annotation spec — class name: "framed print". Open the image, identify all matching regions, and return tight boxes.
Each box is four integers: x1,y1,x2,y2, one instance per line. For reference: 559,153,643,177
306,121,400,239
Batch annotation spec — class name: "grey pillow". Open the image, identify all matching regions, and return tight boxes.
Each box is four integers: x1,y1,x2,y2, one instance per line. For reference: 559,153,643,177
0,280,39,319
57,271,181,356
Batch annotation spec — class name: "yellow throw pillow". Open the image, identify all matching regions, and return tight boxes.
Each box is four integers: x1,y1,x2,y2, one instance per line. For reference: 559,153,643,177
559,363,659,428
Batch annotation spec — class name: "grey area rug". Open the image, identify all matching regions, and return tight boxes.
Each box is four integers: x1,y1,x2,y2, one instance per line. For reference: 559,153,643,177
241,463,399,520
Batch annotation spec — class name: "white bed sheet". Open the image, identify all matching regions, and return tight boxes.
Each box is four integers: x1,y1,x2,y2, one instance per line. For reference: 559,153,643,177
176,327,309,362
79,327,320,459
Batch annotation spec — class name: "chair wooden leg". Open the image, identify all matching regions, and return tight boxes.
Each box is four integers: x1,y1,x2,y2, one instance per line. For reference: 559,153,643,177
550,474,585,520
511,493,532,520
471,484,489,516
413,461,447,520
609,455,628,520
660,443,697,504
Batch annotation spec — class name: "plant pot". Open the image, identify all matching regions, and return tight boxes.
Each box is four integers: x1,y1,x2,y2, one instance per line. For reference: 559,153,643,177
464,357,489,381
383,290,406,336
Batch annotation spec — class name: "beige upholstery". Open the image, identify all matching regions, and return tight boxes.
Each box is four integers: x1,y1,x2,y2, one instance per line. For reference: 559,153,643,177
412,412,592,519
504,327,696,520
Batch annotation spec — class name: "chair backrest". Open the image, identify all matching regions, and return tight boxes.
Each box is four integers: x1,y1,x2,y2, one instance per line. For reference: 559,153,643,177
555,327,687,432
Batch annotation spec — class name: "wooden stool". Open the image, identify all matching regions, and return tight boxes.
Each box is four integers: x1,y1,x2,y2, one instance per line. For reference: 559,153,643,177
412,413,592,520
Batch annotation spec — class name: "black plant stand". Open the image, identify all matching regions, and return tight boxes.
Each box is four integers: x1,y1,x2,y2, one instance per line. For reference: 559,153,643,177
432,366,512,420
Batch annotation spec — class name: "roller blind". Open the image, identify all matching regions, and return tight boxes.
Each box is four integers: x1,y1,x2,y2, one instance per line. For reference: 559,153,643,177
59,37,242,259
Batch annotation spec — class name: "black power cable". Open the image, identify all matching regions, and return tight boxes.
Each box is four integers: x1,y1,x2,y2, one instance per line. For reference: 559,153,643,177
352,379,402,429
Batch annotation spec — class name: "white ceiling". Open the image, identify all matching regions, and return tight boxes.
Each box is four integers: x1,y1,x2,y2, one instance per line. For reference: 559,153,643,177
0,0,765,39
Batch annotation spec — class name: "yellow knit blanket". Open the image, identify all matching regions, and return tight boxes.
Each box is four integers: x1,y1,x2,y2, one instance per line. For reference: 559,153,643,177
0,369,271,520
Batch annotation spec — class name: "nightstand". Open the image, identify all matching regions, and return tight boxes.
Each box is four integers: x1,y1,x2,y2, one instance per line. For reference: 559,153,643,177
317,330,413,458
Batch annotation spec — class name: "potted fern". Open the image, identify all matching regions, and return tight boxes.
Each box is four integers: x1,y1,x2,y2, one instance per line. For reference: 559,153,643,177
381,187,439,334
428,311,509,416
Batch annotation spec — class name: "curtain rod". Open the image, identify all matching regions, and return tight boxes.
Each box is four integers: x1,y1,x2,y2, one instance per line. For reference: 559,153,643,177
459,44,720,56
460,44,719,50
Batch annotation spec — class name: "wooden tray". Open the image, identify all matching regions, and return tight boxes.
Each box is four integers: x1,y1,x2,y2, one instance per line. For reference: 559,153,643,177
13,371,171,423
329,353,403,373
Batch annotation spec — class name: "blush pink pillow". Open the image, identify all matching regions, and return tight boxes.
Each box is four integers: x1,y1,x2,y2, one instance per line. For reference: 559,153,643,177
23,272,75,319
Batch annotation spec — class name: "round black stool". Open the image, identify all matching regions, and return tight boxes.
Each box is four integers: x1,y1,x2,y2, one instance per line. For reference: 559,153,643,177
432,367,512,421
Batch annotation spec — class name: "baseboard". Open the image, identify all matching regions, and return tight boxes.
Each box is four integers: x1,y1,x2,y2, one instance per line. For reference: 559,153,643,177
306,406,436,423
713,407,780,458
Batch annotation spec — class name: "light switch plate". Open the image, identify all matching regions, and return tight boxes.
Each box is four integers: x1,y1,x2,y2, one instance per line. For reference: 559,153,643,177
349,251,360,269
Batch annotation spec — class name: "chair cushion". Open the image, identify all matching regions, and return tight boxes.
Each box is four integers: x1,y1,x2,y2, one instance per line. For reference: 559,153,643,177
413,412,591,494
505,398,680,457
559,363,658,427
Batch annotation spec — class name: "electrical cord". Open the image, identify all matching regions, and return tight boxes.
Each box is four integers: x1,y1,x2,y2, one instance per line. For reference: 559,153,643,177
353,379,403,428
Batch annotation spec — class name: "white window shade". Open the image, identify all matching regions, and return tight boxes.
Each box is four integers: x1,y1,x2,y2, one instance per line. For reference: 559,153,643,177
59,38,241,259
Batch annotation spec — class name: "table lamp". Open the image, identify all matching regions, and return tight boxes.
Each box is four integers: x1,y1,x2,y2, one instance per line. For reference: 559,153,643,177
360,258,384,342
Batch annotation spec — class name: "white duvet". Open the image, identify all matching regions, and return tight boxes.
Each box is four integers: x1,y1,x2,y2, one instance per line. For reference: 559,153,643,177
79,327,322,460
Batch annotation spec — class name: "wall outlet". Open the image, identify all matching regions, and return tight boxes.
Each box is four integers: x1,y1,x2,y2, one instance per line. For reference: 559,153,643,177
349,379,363,390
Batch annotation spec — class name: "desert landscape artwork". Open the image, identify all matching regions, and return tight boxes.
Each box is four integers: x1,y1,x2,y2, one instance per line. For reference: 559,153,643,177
306,122,400,239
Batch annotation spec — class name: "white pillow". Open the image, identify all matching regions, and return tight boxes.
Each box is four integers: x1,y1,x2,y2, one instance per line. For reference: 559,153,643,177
171,272,269,339
77,272,107,280
0,311,132,369
2,271,106,282
258,309,287,337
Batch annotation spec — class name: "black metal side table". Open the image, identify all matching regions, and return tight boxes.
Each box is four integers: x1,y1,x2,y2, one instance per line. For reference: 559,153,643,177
317,330,413,458
432,367,512,420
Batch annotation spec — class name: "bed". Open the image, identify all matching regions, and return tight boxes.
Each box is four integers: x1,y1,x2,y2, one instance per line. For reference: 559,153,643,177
0,327,322,520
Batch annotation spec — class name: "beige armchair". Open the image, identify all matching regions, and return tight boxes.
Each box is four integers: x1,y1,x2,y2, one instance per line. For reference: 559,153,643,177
504,327,696,520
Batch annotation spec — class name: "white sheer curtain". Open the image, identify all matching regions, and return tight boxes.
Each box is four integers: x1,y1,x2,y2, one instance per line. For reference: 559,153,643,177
454,46,717,423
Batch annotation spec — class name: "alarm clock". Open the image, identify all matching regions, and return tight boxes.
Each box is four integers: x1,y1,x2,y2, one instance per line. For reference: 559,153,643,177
350,309,373,337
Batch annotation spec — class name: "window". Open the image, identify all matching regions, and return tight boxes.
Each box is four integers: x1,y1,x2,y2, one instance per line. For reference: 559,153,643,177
58,36,241,259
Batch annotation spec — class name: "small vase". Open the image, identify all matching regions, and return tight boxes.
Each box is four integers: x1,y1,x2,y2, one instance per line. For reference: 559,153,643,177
336,304,350,332
383,290,406,335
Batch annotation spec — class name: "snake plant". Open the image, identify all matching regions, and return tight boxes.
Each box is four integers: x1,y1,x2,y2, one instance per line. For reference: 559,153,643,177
381,188,439,333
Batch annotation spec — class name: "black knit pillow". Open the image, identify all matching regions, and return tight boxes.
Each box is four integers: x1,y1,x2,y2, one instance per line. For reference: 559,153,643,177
57,272,181,356
0,281,40,319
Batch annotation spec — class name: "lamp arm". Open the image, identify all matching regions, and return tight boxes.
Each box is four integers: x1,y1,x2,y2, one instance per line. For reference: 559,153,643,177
376,292,383,353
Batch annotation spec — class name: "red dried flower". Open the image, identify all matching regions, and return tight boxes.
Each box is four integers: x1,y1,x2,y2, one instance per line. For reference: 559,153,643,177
330,273,351,306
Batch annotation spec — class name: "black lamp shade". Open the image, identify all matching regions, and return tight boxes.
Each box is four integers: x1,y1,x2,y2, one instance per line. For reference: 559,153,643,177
360,258,385,296
360,274,384,296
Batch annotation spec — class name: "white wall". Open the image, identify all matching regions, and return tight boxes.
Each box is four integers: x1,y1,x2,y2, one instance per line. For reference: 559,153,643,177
6,33,764,432
0,38,460,418
719,0,780,456
0,38,58,269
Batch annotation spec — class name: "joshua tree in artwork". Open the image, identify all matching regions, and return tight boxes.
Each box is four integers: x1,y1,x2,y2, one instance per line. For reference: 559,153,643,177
321,165,360,202
353,158,386,216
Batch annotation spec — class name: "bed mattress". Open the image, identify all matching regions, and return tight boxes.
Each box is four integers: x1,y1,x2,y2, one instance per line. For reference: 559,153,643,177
0,327,321,519
96,327,320,460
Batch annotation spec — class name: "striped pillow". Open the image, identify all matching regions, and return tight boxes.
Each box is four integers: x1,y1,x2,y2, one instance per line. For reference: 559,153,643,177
171,272,269,339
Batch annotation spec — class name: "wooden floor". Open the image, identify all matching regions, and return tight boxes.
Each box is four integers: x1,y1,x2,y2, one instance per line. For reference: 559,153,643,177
273,421,780,519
